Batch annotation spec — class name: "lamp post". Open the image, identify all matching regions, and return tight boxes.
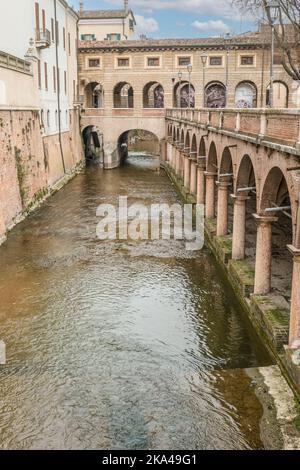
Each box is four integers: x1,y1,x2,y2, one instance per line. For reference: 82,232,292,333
177,71,183,107
266,2,279,107
201,53,208,108
187,64,193,109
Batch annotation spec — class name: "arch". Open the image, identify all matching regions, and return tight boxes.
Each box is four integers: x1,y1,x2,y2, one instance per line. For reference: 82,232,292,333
173,81,195,108
84,82,104,108
260,167,291,213
185,131,191,149
82,125,102,162
143,82,164,108
219,147,233,181
117,129,160,163
176,127,180,142
207,141,218,172
191,134,197,155
235,81,257,108
180,128,185,144
236,154,257,193
205,81,226,108
199,136,206,157
266,81,289,108
114,82,134,108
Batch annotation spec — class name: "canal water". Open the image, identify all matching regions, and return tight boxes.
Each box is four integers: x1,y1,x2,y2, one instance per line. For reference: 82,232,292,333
0,153,272,450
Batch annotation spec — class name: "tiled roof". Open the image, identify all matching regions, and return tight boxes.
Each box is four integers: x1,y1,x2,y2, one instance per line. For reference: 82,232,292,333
79,33,267,51
79,9,129,19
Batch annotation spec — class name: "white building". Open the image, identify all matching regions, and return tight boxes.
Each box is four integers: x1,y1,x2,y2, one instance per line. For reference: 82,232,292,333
78,0,136,42
0,0,78,136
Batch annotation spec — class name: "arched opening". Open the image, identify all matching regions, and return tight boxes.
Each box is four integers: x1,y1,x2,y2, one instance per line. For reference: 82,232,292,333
114,82,134,108
235,155,257,265
84,82,104,108
218,147,234,235
185,131,190,150
191,134,197,156
117,129,160,165
205,82,226,108
235,81,257,108
266,81,289,108
180,129,185,145
82,126,103,163
143,82,164,108
173,81,195,108
260,167,293,296
199,137,206,157
206,142,218,219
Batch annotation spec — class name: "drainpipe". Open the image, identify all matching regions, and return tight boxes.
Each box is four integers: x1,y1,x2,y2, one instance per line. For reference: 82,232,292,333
54,0,66,174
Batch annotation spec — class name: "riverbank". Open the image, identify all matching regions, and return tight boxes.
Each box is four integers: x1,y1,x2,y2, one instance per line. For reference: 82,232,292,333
162,161,300,449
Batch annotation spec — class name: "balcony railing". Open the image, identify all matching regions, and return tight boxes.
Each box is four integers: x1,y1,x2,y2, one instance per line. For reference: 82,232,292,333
166,108,300,149
35,29,51,49
0,50,31,74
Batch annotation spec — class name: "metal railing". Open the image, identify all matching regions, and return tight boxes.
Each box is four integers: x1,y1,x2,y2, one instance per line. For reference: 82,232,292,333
35,29,51,48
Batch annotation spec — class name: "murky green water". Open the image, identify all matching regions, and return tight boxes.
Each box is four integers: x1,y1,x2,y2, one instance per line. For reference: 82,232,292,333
0,154,272,450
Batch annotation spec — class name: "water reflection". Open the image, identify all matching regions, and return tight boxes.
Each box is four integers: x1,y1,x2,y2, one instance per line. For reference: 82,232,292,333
0,153,271,450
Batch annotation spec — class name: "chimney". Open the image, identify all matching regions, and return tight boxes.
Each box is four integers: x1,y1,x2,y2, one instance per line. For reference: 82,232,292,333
124,0,129,13
79,2,84,13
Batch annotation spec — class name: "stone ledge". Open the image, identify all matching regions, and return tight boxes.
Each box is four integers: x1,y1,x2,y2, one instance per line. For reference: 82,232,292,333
228,259,255,297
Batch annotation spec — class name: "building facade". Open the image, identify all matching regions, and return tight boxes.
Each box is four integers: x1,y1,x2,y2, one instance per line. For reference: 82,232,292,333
78,1,136,42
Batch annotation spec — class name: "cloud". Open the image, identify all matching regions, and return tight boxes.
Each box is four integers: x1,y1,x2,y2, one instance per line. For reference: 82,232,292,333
135,15,159,34
106,0,248,21
192,19,230,34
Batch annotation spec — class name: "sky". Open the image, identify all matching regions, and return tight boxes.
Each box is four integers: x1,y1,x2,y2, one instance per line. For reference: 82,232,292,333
71,0,258,39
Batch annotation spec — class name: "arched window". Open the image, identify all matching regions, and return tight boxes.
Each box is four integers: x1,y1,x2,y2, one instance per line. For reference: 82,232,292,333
235,81,257,108
114,82,134,108
143,82,164,108
84,82,104,108
205,82,226,108
173,81,195,108
266,81,288,108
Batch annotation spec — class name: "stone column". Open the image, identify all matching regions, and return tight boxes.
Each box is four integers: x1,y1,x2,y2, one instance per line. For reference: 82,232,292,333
205,172,217,219
216,181,231,237
231,195,249,260
184,156,191,190
287,246,300,348
190,161,197,195
197,165,206,205
175,148,180,176
253,214,278,295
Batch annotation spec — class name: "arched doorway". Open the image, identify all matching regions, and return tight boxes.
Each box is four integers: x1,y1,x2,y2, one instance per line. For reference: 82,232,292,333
114,82,134,108
205,82,226,108
235,81,257,108
266,81,289,107
173,81,195,108
143,82,164,108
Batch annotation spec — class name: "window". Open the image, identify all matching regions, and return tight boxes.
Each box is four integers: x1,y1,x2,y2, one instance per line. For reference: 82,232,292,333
38,60,41,89
117,58,130,67
64,71,67,94
55,20,59,45
51,18,55,42
53,66,56,93
209,56,223,66
42,9,46,33
63,27,66,50
107,33,121,41
178,56,191,66
47,110,50,128
147,57,160,67
44,62,48,91
81,34,96,41
88,58,100,68
68,33,71,55
129,19,134,30
241,55,254,66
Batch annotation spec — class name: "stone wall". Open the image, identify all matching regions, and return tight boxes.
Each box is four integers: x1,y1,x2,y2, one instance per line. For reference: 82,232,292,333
0,108,84,242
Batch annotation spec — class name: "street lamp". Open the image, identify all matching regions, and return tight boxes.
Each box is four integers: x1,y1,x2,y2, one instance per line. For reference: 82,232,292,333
201,53,208,107
224,32,232,107
187,64,192,109
266,1,279,107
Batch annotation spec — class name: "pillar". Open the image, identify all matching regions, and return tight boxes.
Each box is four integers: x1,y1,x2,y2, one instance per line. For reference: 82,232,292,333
205,172,217,219
287,246,300,348
190,161,197,195
231,195,249,260
253,214,278,295
197,165,206,205
184,156,191,190
216,181,231,237
175,148,180,176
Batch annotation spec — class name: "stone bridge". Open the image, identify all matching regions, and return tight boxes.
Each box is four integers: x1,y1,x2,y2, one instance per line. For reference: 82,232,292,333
165,107,300,386
80,107,166,168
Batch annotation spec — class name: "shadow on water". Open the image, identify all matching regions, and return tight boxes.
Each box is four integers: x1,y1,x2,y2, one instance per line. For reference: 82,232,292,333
0,153,272,450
